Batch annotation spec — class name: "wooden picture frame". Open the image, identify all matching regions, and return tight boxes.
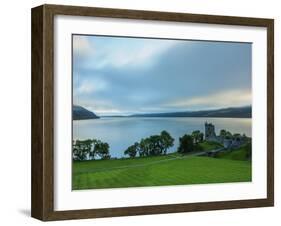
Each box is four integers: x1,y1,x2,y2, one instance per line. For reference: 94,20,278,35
31,4,274,221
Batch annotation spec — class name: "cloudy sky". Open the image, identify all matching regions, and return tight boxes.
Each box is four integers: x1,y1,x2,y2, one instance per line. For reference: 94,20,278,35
73,35,252,116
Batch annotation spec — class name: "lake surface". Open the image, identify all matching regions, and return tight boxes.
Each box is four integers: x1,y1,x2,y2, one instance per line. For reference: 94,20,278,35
73,117,251,158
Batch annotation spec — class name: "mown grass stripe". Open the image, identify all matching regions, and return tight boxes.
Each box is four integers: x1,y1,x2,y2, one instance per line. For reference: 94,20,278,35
73,155,251,190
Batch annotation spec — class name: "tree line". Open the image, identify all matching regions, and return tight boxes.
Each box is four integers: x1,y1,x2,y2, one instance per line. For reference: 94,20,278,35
219,129,247,140
73,139,110,161
73,130,205,161
177,130,204,154
124,130,174,158
125,130,205,157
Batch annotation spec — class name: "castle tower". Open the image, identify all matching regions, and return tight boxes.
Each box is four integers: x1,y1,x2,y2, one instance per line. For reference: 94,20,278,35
205,122,216,141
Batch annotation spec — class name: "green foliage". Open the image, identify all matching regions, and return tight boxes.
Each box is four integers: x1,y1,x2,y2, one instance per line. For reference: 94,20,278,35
73,128,252,190
198,141,223,151
199,133,204,143
73,139,92,161
220,129,227,137
124,142,139,158
73,139,110,161
216,142,252,161
219,129,233,139
178,134,194,153
191,130,204,144
193,143,204,151
147,135,163,156
233,133,241,137
139,138,150,157
93,140,110,160
225,131,233,139
245,142,252,159
161,130,175,154
125,130,174,158
178,130,215,153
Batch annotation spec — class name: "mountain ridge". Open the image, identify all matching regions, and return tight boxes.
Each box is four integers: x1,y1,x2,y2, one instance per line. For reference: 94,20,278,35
73,105,100,120
129,106,251,118
73,105,252,119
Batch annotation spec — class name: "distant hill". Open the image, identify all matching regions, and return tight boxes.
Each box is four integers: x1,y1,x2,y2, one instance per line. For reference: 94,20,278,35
130,106,251,118
73,105,99,120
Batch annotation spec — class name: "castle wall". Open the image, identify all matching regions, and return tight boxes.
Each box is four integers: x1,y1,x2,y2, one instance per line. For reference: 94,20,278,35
204,122,247,149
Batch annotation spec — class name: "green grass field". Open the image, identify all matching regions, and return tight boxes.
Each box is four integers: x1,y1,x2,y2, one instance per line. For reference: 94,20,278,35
73,153,251,190
197,140,223,151
216,144,251,161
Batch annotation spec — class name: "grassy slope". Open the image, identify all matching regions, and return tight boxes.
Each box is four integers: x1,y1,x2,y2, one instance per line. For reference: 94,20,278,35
197,141,223,151
216,145,250,161
73,155,251,190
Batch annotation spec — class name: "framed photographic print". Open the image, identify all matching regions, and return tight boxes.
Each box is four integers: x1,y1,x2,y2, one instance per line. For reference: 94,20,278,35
31,4,274,221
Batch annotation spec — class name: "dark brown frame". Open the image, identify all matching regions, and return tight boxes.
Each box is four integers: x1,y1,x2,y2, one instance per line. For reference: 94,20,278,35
31,4,274,221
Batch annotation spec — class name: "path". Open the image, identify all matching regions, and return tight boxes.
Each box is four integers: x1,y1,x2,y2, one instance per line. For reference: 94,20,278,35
75,147,226,174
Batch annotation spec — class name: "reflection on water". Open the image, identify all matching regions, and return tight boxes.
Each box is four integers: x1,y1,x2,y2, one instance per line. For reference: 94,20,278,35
73,117,251,158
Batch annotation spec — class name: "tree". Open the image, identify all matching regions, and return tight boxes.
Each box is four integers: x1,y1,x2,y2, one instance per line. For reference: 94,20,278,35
148,135,163,156
93,139,110,160
198,132,204,143
73,143,87,161
160,130,174,154
124,142,139,158
191,130,203,144
74,139,90,161
225,131,232,139
72,139,111,161
245,142,252,159
139,138,150,157
219,129,227,138
127,131,174,157
178,134,194,154
73,139,92,161
88,139,98,160
233,133,241,141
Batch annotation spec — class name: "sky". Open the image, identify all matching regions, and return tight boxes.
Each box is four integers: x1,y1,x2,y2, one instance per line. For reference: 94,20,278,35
73,35,252,116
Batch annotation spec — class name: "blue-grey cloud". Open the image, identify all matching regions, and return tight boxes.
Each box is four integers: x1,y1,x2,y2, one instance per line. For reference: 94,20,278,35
73,35,251,116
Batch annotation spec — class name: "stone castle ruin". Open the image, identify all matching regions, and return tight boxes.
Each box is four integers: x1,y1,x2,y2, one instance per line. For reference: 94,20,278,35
204,122,216,141
204,122,247,149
